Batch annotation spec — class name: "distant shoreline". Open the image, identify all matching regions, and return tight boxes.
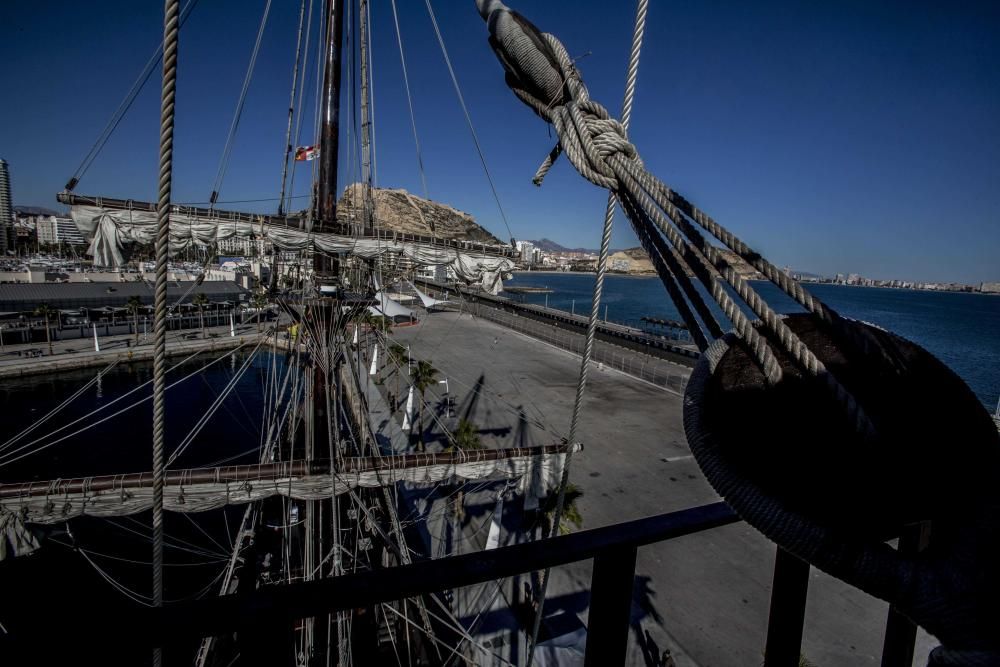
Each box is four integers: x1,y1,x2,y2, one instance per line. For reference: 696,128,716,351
511,270,656,278
510,271,998,295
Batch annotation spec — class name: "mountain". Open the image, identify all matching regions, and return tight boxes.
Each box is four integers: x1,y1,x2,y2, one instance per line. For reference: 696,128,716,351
606,245,767,279
526,238,597,254
337,184,502,244
13,205,62,217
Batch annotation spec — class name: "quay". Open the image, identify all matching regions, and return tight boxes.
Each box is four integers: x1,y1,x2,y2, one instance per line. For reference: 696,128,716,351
503,286,554,294
417,278,700,366
0,321,279,379
386,309,936,666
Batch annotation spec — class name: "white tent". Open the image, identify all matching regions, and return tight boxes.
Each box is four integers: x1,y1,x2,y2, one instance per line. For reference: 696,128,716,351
368,292,415,321
407,280,454,311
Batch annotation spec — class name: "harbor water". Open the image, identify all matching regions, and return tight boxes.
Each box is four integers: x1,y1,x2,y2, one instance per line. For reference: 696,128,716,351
505,272,1000,409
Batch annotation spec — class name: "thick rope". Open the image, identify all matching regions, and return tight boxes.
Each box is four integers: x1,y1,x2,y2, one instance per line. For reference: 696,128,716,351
526,3,648,666
477,1,875,437
152,3,179,661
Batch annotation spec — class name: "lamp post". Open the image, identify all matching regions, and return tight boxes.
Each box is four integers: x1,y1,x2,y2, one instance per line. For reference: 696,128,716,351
439,378,450,418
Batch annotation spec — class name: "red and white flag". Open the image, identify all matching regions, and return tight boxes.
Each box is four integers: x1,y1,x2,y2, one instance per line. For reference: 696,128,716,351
294,145,319,161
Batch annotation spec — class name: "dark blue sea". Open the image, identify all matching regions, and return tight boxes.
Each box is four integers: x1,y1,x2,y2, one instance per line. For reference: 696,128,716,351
505,271,1000,410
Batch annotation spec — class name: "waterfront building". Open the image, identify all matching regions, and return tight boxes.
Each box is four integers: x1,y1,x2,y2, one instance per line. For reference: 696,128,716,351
0,280,249,312
35,216,85,247
979,282,1000,294
519,240,536,265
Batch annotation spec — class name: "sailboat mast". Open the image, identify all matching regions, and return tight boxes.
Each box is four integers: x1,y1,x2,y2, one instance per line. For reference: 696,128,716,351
317,0,345,231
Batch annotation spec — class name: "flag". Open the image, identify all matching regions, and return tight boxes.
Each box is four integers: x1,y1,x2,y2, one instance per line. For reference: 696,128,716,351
294,145,319,161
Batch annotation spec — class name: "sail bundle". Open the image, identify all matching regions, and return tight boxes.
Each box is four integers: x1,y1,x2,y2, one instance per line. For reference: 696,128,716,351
69,204,516,294
0,444,578,559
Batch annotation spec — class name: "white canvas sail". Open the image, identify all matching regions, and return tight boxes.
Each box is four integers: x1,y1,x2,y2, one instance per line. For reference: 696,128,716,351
401,385,415,432
69,205,515,294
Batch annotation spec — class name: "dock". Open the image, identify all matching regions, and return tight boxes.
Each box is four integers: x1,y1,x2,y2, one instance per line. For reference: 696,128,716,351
503,286,554,294
387,309,937,666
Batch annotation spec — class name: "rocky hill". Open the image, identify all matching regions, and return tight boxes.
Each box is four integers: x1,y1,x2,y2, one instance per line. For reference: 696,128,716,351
608,245,766,279
337,183,502,244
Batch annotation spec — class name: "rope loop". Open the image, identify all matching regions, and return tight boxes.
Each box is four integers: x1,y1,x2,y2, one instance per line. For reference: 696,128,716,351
483,4,638,191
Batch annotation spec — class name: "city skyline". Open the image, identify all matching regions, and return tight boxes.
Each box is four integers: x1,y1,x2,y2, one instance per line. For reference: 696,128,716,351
1,1,998,284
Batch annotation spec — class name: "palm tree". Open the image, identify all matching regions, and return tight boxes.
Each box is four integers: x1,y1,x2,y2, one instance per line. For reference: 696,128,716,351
192,292,209,338
411,359,438,452
126,296,143,345
387,343,408,402
538,483,584,537
445,418,484,547
33,303,55,356
447,419,483,452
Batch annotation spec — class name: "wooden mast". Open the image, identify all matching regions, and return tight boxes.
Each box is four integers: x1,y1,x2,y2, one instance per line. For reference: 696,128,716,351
316,0,345,235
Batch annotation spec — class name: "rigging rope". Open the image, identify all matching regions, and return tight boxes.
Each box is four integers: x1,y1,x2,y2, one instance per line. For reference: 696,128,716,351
424,0,515,245
527,3,648,664
64,0,200,191
477,0,875,437
389,0,429,200
277,0,310,216
152,0,181,635
208,0,273,206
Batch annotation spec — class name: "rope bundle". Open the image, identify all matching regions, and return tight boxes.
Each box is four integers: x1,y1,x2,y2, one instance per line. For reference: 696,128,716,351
479,3,1000,664
478,0,876,436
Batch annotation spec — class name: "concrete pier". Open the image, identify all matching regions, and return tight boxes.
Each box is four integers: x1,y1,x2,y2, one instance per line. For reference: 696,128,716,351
0,322,276,379
385,310,934,666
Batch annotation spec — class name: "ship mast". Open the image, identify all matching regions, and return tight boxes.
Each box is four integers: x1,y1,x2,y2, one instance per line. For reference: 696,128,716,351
317,0,345,232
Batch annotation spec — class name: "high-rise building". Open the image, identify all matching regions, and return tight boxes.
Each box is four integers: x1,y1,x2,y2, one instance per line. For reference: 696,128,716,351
0,159,13,255
519,241,536,265
36,216,85,247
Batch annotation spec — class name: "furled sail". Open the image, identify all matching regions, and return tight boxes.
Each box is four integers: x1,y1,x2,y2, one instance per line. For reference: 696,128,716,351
0,444,579,559
69,203,516,294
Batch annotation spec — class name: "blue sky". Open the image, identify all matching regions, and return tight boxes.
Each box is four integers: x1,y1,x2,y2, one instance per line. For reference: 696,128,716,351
1,0,997,284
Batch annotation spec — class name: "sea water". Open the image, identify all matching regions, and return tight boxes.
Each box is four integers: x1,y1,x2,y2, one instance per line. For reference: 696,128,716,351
505,272,1000,409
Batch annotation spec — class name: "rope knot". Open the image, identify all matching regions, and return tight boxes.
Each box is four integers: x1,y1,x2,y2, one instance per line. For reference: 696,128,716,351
479,1,570,117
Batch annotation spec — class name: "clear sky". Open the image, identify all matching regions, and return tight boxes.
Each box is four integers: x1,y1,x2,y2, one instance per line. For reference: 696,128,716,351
1,1,997,284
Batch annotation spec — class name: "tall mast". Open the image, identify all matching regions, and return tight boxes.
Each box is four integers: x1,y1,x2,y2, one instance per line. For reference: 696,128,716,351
358,0,374,233
316,0,345,231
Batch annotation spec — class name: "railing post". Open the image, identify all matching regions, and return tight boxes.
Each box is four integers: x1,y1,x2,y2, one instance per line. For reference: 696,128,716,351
881,522,930,667
764,547,810,667
584,545,638,667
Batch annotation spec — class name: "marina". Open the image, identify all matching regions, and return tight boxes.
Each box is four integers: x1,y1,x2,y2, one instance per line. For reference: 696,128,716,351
1,0,998,666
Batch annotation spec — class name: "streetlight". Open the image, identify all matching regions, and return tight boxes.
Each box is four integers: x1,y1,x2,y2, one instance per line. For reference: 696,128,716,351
438,378,451,418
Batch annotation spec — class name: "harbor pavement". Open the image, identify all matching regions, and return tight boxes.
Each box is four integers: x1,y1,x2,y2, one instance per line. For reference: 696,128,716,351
387,309,935,667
